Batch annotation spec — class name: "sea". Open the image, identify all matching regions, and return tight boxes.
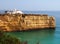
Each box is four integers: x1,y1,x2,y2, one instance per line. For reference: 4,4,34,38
1,11,60,44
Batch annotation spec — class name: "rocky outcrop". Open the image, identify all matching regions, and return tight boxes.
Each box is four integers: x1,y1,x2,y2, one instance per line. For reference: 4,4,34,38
0,14,55,31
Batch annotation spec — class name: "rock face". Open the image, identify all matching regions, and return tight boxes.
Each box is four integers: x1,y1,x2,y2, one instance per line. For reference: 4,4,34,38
0,14,55,31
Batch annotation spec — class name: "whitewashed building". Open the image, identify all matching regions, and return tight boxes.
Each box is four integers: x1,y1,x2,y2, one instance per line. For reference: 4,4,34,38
5,9,23,14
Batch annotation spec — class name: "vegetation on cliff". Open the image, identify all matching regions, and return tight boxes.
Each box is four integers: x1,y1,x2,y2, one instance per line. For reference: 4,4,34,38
0,30,21,44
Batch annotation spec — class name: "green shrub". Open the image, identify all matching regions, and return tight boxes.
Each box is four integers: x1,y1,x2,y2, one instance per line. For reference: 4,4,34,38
0,31,21,44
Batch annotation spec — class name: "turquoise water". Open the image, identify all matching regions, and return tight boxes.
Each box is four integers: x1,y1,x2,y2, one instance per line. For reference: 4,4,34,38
8,29,55,44
8,11,60,44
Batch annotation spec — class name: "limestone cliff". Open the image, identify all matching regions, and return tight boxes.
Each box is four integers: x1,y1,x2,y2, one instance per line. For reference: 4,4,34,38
0,14,55,31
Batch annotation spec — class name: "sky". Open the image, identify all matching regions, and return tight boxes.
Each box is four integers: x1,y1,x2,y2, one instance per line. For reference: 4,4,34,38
0,0,60,11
